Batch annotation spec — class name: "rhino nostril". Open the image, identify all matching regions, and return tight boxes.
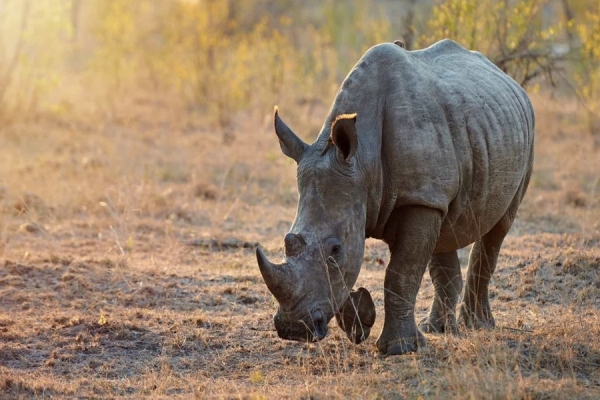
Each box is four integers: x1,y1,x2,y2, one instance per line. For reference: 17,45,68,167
310,310,328,340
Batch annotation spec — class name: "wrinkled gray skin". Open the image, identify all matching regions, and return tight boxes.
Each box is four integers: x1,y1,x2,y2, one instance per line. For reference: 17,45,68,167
256,39,535,355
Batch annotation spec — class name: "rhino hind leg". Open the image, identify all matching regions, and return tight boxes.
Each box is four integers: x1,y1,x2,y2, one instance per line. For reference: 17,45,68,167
460,165,532,329
419,251,462,334
459,211,515,329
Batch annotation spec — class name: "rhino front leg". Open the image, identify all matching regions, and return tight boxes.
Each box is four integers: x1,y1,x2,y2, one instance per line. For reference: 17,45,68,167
376,206,443,355
419,251,462,334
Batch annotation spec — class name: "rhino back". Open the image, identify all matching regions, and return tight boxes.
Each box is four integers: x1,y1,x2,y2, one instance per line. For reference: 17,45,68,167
327,40,535,246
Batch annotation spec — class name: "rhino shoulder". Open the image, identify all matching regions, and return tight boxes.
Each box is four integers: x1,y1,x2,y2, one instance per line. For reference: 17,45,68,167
426,38,465,52
415,39,486,64
360,42,410,65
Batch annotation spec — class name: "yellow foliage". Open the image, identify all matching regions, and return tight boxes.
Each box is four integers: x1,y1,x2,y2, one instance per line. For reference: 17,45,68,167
573,5,600,142
575,8,600,109
0,0,599,125
83,0,393,125
98,312,107,326
249,369,264,384
0,0,71,118
421,0,562,87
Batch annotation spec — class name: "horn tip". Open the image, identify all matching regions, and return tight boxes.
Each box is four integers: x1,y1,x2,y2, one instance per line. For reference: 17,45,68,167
256,246,270,273
273,106,281,127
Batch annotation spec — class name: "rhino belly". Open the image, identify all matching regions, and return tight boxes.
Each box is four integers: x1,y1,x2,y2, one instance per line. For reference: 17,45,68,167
433,173,525,253
435,209,502,253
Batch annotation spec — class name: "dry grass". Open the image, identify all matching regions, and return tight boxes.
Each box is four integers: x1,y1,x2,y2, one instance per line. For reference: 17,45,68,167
0,94,599,399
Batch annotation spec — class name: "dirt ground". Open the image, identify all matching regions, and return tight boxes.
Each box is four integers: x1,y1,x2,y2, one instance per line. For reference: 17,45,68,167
1,96,599,398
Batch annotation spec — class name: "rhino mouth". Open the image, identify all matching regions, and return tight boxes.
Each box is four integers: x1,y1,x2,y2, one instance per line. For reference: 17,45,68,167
274,309,332,342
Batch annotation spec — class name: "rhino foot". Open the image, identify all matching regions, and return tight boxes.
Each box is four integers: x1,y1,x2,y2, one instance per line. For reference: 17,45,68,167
376,332,426,355
418,313,458,334
458,302,495,330
376,326,426,355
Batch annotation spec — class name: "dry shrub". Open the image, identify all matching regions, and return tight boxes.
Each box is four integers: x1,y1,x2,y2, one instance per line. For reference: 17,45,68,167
556,248,600,276
421,0,563,87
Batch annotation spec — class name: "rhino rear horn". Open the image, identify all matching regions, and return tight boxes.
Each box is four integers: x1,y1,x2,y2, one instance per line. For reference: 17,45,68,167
274,106,308,163
284,232,306,257
256,246,294,302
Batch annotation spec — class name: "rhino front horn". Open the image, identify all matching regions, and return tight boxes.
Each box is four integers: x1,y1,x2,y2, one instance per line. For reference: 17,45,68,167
256,246,293,302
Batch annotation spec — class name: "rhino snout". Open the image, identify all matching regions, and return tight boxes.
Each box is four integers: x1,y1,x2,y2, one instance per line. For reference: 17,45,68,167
310,309,328,340
274,309,330,342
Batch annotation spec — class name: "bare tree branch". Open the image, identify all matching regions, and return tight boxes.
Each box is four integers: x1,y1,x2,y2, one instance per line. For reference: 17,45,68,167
0,0,32,103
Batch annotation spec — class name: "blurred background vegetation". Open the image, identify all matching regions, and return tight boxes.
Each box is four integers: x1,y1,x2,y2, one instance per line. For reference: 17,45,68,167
0,0,598,139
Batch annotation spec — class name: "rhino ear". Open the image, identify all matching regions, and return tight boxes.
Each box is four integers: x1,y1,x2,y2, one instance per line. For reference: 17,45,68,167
274,106,307,163
335,287,376,344
330,113,358,162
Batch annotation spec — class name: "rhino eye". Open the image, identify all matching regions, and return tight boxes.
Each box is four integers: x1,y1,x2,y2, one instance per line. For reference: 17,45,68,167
325,237,342,262
331,245,341,255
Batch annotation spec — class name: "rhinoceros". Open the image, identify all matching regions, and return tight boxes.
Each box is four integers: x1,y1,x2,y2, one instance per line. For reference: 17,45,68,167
256,39,535,355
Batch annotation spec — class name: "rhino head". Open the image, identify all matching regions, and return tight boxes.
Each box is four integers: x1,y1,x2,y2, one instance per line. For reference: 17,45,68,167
256,107,376,344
